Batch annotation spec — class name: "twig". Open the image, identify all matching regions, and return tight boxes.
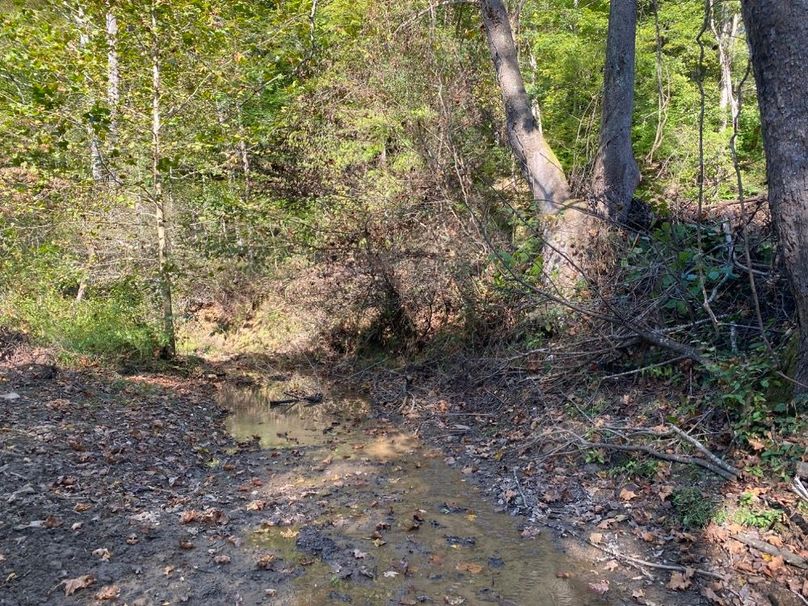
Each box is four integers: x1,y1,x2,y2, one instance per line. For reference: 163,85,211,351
667,423,739,477
592,542,727,580
602,356,686,380
565,525,727,580
513,469,529,510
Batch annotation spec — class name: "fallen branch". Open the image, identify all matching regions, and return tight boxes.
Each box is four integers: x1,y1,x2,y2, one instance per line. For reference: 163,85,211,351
564,525,727,581
733,533,807,569
668,424,739,477
569,433,736,480
591,542,727,581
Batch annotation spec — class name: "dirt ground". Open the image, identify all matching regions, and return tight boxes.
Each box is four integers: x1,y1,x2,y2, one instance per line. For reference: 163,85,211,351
1,336,806,605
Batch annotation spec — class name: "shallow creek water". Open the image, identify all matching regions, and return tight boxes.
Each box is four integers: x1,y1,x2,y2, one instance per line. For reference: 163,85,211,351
218,383,601,606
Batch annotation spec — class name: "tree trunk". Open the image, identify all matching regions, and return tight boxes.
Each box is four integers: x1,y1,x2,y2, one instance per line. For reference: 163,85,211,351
711,2,740,130
479,0,569,214
106,3,119,157
75,4,104,183
591,0,640,223
741,0,808,393
151,4,176,358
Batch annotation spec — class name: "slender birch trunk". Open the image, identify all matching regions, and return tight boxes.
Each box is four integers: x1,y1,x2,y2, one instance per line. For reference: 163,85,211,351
150,3,176,358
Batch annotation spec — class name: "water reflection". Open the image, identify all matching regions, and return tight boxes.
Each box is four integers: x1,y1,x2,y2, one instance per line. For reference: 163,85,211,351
219,382,601,605
217,382,368,448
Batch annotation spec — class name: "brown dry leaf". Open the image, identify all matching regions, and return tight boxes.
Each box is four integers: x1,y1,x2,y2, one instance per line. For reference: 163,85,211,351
246,500,267,511
456,561,483,574
163,565,175,576
74,502,92,513
765,555,785,576
556,571,572,579
521,526,541,539
180,510,200,524
126,534,138,545
95,585,120,601
765,535,784,548
589,532,604,545
44,515,62,529
64,575,95,596
256,554,276,569
619,488,638,501
353,549,367,560
657,485,674,501
588,579,610,595
213,554,231,565
631,588,645,601
92,548,112,561
639,531,656,543
179,538,194,550
747,437,765,451
667,572,692,591
701,587,725,604
604,560,619,571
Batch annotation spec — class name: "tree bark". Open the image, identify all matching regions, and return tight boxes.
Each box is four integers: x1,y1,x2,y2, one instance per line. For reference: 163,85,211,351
479,0,569,214
741,0,808,393
151,4,177,358
591,0,640,223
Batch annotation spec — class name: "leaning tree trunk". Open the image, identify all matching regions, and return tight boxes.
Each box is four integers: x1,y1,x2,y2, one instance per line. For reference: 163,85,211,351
480,0,598,290
479,0,569,213
741,0,808,393
591,0,640,223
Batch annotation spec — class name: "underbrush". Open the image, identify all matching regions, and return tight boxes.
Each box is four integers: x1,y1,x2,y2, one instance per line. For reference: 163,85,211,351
0,285,164,362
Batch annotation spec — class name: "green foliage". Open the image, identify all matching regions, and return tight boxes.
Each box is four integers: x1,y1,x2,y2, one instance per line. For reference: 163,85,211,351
1,287,163,362
671,486,716,529
733,492,782,529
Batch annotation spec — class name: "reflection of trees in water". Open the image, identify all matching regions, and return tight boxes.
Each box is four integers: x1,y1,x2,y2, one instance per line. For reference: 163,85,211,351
217,384,369,429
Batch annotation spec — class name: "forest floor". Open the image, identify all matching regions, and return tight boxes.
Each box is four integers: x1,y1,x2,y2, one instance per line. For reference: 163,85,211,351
1,333,806,606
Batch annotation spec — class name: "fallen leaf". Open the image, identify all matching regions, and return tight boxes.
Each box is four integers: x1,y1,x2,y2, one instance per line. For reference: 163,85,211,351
44,515,62,529
257,554,275,569
589,532,604,545
384,570,399,578
71,522,82,531
64,575,95,596
126,534,138,545
179,538,194,550
353,549,367,560
246,500,267,511
556,571,571,579
95,585,120,601
632,588,646,601
456,561,483,574
588,579,610,595
619,488,638,501
92,548,112,561
657,485,674,501
667,571,692,591
180,510,200,524
604,559,619,571
443,596,465,605
214,554,231,565
163,565,174,576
